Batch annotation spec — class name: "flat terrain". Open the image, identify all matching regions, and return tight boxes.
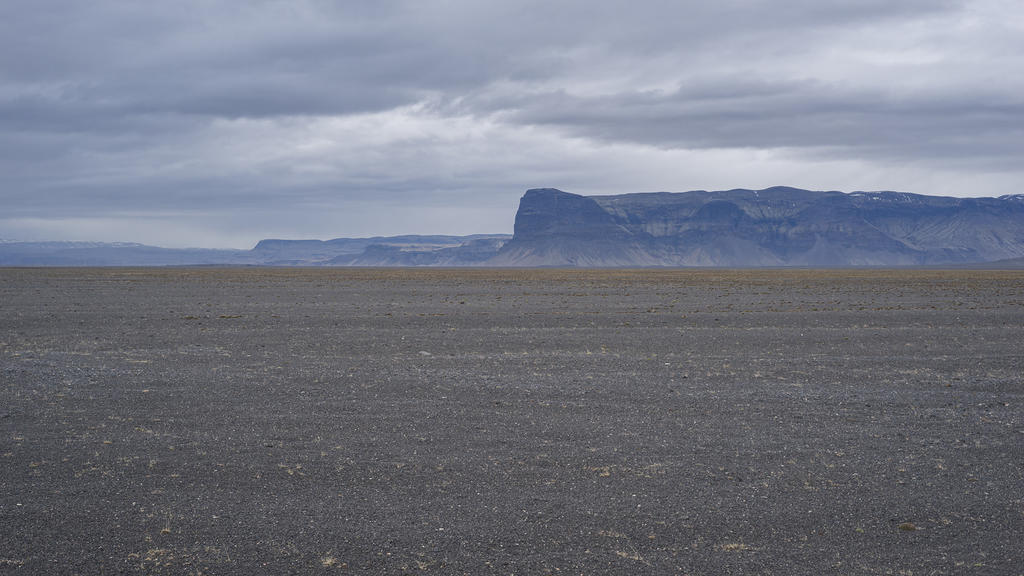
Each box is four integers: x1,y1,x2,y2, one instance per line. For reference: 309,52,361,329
2,268,1022,574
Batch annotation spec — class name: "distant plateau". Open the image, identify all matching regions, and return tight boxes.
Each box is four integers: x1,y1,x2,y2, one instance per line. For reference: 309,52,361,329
4,186,1024,267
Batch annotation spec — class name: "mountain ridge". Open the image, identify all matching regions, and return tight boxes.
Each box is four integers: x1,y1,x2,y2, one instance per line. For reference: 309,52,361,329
4,187,1024,267
0,236,512,267
491,187,1024,267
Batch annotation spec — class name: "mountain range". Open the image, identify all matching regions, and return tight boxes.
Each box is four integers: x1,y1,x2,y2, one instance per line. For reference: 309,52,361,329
4,186,1024,267
493,187,1024,266
0,235,511,267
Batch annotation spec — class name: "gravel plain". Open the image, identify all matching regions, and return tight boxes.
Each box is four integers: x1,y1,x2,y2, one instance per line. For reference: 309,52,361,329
1,267,1023,574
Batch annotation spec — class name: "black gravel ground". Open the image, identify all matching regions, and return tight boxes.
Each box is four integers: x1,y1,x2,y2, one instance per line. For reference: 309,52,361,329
1,268,1023,575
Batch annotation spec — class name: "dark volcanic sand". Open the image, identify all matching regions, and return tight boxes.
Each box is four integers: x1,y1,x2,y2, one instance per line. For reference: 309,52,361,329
1,268,1022,574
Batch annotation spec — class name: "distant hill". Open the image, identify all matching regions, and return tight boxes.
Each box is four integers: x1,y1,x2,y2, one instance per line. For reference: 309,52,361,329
491,187,1024,267
0,241,252,267
249,234,511,266
5,188,1024,267
0,235,512,267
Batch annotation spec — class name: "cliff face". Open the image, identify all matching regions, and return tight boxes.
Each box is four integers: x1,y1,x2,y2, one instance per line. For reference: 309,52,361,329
492,189,651,266
491,188,1024,266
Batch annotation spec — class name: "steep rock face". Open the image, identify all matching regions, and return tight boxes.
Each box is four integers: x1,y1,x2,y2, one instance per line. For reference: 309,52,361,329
492,189,655,266
493,187,1024,266
512,188,631,240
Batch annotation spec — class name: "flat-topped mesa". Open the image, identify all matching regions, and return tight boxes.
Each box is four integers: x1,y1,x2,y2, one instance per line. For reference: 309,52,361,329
487,189,650,267
492,186,1024,267
513,188,633,241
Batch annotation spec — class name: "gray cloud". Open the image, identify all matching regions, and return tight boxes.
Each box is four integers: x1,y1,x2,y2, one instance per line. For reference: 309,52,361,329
483,82,1024,166
1,0,1022,247
1,0,964,121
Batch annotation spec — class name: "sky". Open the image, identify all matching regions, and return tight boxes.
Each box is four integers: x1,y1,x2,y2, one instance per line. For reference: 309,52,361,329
2,0,1023,248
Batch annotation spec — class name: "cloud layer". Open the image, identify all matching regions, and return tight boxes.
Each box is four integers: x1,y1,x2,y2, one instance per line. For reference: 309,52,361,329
2,0,1022,247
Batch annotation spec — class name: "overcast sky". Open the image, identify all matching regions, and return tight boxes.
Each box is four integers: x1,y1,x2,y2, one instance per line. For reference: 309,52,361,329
2,0,1023,248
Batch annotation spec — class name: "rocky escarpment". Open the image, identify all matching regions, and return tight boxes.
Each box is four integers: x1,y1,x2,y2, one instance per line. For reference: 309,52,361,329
491,187,1024,267
6,188,1024,267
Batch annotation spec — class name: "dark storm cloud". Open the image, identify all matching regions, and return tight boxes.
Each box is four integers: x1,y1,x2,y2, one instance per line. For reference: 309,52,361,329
1,0,1021,246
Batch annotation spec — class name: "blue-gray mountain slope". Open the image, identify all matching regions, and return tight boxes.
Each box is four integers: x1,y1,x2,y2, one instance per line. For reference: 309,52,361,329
492,187,1024,266
5,188,1023,267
